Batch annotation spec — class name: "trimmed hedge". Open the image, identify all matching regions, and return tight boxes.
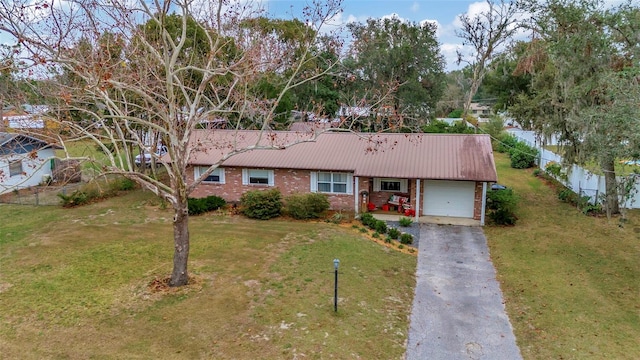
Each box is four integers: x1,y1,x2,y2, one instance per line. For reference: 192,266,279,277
240,189,282,220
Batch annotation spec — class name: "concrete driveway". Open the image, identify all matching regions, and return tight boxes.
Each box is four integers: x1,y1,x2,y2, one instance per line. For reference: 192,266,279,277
405,224,522,360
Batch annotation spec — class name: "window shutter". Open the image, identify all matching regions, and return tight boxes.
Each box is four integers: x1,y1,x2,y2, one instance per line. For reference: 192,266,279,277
242,169,248,185
194,166,201,181
218,168,226,184
400,179,408,193
268,170,275,186
310,172,317,192
346,173,353,195
373,178,381,192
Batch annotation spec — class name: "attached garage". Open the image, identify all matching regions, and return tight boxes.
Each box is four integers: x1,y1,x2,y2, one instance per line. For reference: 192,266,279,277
423,180,476,218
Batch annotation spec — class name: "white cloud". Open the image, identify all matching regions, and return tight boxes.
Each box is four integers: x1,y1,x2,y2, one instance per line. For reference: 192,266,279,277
410,2,420,13
381,13,406,22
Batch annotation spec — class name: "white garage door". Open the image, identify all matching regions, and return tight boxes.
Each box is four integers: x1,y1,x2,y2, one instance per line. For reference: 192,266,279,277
423,180,476,218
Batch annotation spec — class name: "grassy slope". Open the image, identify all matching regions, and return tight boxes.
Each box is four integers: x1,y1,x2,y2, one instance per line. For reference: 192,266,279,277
485,153,640,359
0,191,416,359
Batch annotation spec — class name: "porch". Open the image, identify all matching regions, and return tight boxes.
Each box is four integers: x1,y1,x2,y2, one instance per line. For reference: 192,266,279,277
370,212,480,227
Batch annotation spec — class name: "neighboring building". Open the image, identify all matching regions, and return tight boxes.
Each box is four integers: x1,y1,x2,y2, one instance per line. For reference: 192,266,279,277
469,103,493,119
288,120,339,133
0,132,59,195
1,106,54,130
186,130,498,225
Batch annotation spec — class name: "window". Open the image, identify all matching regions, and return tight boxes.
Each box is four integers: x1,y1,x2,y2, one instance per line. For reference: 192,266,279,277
9,160,22,177
195,166,225,184
314,172,352,194
242,169,274,186
381,180,401,191
374,178,408,193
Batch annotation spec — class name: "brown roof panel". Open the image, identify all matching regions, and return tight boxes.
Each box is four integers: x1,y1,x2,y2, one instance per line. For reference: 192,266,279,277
186,130,498,182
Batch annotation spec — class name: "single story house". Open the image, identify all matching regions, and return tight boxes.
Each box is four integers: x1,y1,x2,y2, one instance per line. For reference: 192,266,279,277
0,132,59,195
470,103,493,119
186,130,498,225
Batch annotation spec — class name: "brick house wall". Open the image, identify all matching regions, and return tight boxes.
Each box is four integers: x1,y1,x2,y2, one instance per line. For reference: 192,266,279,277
189,166,357,211
190,167,487,221
473,182,483,220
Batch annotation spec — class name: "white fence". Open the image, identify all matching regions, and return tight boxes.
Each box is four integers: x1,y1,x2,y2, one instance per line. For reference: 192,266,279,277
508,129,640,209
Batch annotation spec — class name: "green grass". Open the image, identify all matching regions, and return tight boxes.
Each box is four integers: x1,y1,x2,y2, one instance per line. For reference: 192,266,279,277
56,139,141,174
485,153,640,359
0,191,416,359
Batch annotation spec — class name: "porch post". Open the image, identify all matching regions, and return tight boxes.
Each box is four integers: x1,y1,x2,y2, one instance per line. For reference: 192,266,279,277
414,179,421,222
480,182,487,226
354,176,359,214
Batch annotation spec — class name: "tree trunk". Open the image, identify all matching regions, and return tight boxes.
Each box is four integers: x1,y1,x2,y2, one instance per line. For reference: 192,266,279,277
601,157,620,216
170,202,190,287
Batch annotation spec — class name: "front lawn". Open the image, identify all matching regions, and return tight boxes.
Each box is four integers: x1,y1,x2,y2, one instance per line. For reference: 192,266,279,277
0,191,416,359
485,153,640,359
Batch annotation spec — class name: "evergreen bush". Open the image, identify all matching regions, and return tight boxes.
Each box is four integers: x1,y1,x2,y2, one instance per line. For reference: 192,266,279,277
374,220,388,234
188,195,226,215
486,188,519,225
509,141,538,169
388,227,401,239
400,233,413,245
284,193,330,219
240,189,282,220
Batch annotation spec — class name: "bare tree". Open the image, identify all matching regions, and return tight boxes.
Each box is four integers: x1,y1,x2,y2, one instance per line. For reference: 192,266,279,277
456,0,521,120
0,0,345,286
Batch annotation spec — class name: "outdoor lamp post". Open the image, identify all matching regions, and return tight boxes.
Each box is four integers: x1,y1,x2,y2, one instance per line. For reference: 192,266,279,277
333,258,340,312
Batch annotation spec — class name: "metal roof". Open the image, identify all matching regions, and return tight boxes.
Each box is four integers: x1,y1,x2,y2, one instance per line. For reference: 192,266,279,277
186,130,498,182
0,132,60,151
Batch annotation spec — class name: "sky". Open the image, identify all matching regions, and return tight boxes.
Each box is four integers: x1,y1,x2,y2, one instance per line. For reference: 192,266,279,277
263,0,489,71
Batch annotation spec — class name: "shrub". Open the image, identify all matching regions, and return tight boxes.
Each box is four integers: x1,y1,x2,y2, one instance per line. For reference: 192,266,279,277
372,232,380,238
509,141,539,169
58,175,141,208
327,211,347,224
399,217,413,227
557,188,577,203
188,195,226,216
388,227,401,240
374,220,388,234
495,133,519,153
360,213,375,226
240,189,282,220
532,168,542,177
58,189,100,207
109,177,136,191
421,119,451,133
488,208,518,226
449,120,475,134
398,244,405,249
448,109,463,118
284,193,330,219
361,213,378,229
400,233,413,245
486,188,519,225
545,161,568,182
575,195,603,215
